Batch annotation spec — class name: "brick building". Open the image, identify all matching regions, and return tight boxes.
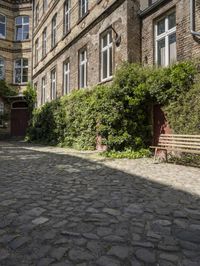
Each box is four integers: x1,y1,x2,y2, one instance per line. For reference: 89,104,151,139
0,0,200,138
0,0,32,137
31,0,141,105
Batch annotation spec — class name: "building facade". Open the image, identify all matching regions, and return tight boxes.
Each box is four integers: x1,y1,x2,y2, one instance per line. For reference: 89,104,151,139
0,0,200,138
0,0,32,137
32,0,141,106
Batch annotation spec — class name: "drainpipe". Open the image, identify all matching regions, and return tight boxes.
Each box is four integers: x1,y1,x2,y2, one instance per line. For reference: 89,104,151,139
190,0,200,36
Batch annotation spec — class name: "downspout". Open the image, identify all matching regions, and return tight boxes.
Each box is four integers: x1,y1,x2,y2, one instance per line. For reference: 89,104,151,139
190,0,200,36
31,0,34,86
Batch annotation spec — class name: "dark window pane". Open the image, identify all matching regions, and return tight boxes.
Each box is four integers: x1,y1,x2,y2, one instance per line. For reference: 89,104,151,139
157,18,165,35
168,12,176,29
103,50,107,79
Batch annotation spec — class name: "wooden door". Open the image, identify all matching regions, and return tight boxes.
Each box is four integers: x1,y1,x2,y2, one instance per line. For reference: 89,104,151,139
153,105,172,145
11,108,29,137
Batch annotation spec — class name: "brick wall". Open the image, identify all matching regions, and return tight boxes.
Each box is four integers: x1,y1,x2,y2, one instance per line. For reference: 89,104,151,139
32,0,141,106
141,0,200,66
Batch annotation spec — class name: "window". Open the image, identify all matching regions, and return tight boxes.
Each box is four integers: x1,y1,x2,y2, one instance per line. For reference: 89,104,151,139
79,0,88,18
42,28,47,58
35,3,39,25
43,0,48,13
0,58,5,80
35,38,39,65
41,76,46,104
155,12,176,66
79,48,87,88
51,14,57,48
50,68,56,100
15,16,29,41
14,58,28,84
0,14,6,38
63,60,70,95
101,30,113,81
64,0,71,34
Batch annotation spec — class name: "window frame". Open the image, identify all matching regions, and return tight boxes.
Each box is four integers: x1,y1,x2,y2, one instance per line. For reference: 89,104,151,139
0,13,6,39
155,11,176,67
35,3,40,26
43,0,48,14
15,16,29,41
79,47,87,89
41,75,46,105
63,59,70,95
64,0,71,35
42,27,47,58
100,29,113,82
50,68,57,100
51,14,57,48
14,58,28,85
35,38,39,65
79,0,88,19
0,57,5,80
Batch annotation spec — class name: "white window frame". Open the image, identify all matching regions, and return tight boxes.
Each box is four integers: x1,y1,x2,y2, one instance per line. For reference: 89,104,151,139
63,60,70,95
50,68,56,100
51,14,57,48
0,13,6,39
35,38,39,65
79,48,87,89
42,28,47,58
15,16,29,41
155,12,176,67
79,0,88,18
101,30,113,81
14,58,28,84
0,58,5,80
41,76,46,105
64,0,71,35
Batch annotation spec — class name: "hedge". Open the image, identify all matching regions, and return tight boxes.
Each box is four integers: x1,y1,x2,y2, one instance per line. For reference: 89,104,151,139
27,61,199,151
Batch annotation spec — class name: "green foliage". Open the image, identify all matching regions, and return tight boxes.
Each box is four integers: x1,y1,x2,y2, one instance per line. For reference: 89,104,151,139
147,61,197,104
0,80,17,99
27,61,199,154
23,83,37,113
101,148,151,159
164,82,200,134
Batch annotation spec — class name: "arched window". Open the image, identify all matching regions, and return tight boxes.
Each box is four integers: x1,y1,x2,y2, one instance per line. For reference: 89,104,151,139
14,58,28,84
0,13,6,38
0,58,4,80
15,16,29,41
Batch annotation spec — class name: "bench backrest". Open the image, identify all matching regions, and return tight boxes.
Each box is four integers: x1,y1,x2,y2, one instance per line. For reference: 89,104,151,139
158,134,200,152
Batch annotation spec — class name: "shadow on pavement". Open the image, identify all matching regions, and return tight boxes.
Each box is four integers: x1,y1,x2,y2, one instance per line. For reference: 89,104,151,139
0,141,200,266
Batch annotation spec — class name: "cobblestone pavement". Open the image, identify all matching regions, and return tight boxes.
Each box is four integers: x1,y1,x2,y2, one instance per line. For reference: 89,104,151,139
0,141,200,266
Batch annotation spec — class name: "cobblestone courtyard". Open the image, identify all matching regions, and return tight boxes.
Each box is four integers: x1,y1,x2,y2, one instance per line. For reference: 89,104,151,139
0,141,200,266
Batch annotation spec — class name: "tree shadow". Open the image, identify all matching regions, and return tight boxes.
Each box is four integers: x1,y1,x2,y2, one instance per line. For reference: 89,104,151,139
0,141,200,266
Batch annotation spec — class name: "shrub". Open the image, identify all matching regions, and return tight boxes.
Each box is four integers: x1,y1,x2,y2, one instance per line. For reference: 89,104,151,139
27,61,198,153
165,82,200,134
101,148,151,159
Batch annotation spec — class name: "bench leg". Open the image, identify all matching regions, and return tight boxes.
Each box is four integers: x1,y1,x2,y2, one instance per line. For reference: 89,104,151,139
165,150,168,163
154,148,158,163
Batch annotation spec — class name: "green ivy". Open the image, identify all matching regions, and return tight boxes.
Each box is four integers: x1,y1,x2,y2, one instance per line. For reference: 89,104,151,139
0,80,17,99
27,61,199,152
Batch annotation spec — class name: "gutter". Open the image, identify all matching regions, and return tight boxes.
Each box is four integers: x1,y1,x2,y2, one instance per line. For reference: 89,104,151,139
190,0,200,37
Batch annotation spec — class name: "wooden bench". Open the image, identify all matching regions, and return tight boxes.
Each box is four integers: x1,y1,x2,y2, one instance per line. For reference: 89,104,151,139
150,134,200,162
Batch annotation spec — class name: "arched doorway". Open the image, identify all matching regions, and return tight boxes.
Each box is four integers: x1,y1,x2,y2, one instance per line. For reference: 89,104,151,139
11,101,29,137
